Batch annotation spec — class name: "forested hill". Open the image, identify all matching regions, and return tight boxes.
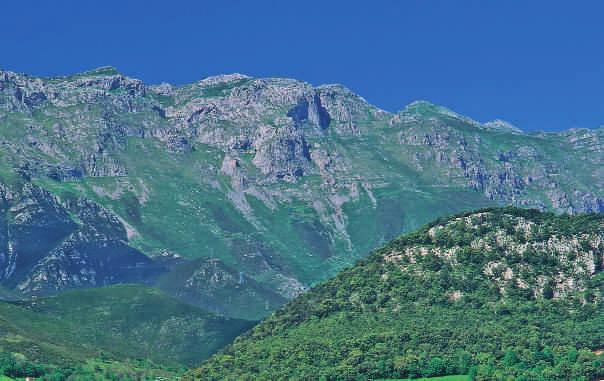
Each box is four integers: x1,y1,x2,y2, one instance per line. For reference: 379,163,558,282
190,207,604,380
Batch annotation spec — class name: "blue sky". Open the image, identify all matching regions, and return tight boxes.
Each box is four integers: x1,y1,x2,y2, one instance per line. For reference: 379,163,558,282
1,0,603,131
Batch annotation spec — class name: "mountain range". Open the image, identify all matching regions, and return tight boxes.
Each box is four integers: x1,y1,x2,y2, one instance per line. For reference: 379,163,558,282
2,67,604,322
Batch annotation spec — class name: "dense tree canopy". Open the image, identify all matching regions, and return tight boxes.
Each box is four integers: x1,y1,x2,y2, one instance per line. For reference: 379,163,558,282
189,208,604,380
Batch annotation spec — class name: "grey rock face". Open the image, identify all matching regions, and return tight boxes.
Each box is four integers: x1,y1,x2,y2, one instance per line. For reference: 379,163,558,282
0,183,76,283
392,103,604,213
0,67,146,111
287,93,330,132
316,84,387,135
252,123,311,180
0,181,163,295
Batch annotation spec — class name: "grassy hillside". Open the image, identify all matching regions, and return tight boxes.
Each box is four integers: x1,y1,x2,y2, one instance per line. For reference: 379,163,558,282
155,257,288,320
0,285,253,379
190,208,604,380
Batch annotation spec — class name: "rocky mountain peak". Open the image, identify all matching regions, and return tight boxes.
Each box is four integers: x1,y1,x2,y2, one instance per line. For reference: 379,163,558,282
400,100,477,123
75,66,121,77
483,119,523,134
198,73,252,87
315,83,376,109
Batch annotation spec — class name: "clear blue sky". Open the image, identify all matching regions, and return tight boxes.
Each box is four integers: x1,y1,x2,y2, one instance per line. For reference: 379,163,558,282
2,0,603,131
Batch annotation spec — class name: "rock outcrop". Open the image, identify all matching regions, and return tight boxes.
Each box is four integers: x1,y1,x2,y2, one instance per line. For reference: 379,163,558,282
0,181,164,295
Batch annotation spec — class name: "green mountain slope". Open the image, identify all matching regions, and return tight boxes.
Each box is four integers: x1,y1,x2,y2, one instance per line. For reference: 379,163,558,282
155,257,287,320
190,208,604,380
0,285,252,372
3,68,604,319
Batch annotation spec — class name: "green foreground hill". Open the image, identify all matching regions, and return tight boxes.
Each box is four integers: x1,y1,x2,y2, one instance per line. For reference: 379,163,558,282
190,208,604,380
